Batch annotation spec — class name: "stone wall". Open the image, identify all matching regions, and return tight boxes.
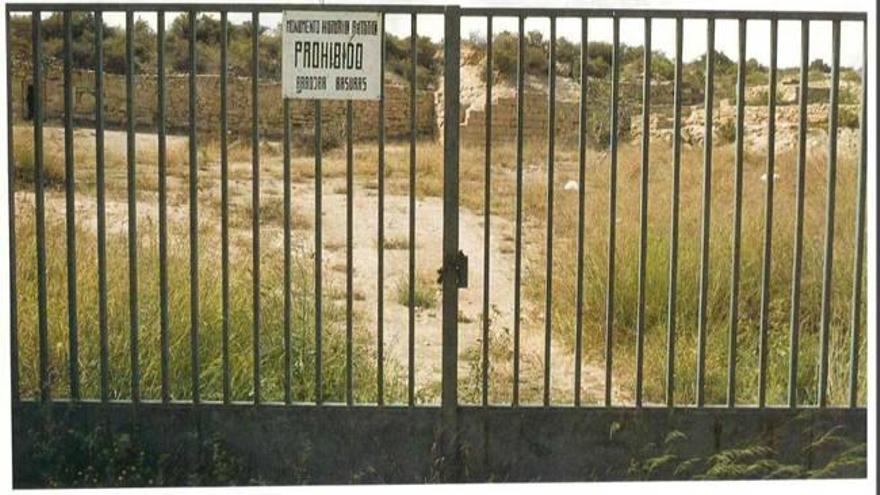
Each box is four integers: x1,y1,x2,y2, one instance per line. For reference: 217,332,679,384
631,101,861,150
446,79,699,146
452,81,859,150
11,68,437,147
11,59,858,152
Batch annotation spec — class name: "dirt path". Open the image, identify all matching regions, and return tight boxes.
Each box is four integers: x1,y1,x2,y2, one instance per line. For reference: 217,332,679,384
16,126,619,404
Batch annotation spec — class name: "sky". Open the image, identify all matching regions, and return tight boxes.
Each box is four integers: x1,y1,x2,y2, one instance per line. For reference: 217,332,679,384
38,0,868,68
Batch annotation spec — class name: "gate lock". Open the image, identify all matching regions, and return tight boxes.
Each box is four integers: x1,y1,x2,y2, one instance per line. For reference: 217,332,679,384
437,250,468,289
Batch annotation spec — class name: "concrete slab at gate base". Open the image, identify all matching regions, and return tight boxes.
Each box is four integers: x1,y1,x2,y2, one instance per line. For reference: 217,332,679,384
12,401,866,485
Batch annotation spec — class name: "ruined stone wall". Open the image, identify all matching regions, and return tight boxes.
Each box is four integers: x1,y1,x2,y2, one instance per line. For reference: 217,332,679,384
631,100,861,151
452,80,860,150
445,79,701,146
11,68,437,146
11,60,859,152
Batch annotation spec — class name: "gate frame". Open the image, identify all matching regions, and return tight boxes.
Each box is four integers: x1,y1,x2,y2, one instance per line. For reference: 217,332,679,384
4,1,870,485
441,4,462,471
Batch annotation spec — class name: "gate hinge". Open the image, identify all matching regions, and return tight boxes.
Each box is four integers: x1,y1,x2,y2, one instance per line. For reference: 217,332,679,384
437,250,468,289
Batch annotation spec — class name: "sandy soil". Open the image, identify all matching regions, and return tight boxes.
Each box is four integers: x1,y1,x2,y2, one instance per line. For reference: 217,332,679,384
16,126,620,405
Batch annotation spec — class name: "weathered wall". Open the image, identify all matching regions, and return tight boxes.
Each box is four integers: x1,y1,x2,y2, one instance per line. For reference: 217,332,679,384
448,86,860,151
442,78,702,145
11,59,859,152
631,101,861,150
11,68,437,146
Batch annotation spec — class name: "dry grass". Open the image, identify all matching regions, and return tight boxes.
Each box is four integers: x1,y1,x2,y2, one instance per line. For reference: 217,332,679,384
382,235,410,250
453,136,865,406
11,124,866,407
11,207,404,403
393,272,438,310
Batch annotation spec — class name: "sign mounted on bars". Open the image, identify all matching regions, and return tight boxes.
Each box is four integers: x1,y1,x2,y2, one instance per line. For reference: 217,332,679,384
282,10,383,100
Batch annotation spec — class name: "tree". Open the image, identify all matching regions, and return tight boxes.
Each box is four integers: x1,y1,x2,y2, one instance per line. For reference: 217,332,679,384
490,31,518,81
383,33,441,89
525,30,548,76
555,37,580,78
652,53,675,82
810,58,831,73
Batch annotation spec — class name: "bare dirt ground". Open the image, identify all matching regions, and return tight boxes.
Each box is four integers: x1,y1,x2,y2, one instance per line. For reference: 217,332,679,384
19,126,619,405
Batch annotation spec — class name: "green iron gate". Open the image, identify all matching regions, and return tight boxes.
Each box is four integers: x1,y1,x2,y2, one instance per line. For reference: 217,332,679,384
6,3,869,485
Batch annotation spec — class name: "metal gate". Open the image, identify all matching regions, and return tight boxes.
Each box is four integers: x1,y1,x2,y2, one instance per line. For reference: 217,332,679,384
6,3,869,484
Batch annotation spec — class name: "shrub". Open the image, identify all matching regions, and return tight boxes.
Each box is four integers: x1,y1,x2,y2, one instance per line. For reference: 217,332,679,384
810,58,831,73
13,128,67,189
482,30,549,82
838,106,860,129
746,88,769,106
717,118,736,144
27,424,248,487
838,87,860,105
385,34,441,89
840,69,862,83
394,273,437,310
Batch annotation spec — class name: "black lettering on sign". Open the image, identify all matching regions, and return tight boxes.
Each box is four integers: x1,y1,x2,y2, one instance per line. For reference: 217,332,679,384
293,41,364,70
286,20,321,33
351,20,378,35
296,75,327,93
321,20,350,34
336,76,368,91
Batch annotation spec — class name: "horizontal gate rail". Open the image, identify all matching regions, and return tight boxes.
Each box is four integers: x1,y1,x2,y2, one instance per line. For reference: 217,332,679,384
3,3,867,20
4,1,869,423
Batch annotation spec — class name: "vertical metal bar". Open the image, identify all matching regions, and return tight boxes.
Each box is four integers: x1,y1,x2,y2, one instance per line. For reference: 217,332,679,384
512,14,525,407
63,10,79,401
219,10,230,405
187,10,199,404
408,13,417,407
543,16,556,408
345,99,353,406
126,9,140,404
6,10,20,402
666,16,683,409
251,11,261,405
726,18,746,408
284,96,293,406
758,19,778,408
377,12,385,406
157,10,170,404
441,3,461,463
95,10,109,403
574,15,588,408
604,15,620,408
314,99,323,405
788,20,809,408
482,15,493,408
817,20,840,408
635,17,651,408
32,10,49,403
848,22,867,408
695,18,714,408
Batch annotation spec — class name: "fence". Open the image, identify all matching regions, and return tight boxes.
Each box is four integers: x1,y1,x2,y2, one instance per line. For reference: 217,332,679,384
6,3,869,484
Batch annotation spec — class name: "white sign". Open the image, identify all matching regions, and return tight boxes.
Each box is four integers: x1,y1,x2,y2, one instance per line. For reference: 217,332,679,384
282,11,383,100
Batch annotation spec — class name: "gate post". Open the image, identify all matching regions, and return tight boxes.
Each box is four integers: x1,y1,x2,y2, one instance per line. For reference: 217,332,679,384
440,4,461,479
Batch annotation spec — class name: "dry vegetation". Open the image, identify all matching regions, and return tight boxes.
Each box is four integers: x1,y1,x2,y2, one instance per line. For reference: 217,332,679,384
11,120,866,406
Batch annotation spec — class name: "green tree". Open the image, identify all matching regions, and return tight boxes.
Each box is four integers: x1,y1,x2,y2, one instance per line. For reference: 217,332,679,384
555,37,580,78
652,52,675,81
810,58,831,73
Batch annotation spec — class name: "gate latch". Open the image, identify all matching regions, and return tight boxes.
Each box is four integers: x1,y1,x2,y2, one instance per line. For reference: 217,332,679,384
437,250,468,289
